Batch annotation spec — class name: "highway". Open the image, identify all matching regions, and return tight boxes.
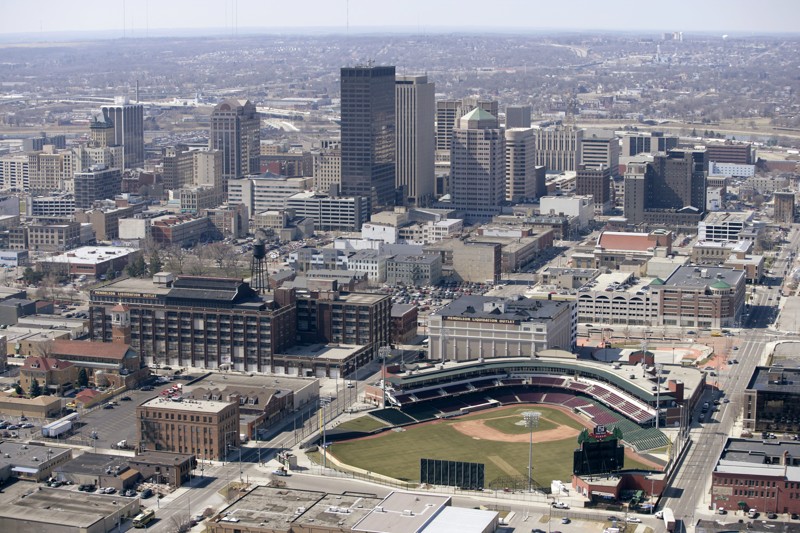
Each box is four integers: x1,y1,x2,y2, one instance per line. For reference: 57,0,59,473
659,225,800,532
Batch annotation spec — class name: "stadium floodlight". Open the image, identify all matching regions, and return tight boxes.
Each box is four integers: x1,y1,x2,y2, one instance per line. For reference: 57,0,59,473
521,411,541,492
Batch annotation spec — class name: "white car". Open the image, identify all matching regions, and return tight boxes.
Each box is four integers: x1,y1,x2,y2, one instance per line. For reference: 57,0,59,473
654,511,664,519
627,517,642,523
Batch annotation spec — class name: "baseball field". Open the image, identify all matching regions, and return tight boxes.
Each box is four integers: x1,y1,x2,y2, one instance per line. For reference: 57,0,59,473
328,404,658,486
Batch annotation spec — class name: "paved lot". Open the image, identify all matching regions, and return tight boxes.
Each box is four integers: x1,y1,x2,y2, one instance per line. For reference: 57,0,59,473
69,388,158,449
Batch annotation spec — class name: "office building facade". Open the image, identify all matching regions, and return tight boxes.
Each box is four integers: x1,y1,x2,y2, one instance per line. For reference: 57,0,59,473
505,128,537,202
340,65,396,208
575,165,613,214
396,75,435,206
534,125,583,172
505,105,532,129
100,99,145,169
209,99,261,194
774,191,796,225
73,166,122,209
450,108,506,220
580,130,619,176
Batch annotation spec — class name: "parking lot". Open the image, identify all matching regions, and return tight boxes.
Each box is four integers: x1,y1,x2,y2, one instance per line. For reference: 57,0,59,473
64,388,159,450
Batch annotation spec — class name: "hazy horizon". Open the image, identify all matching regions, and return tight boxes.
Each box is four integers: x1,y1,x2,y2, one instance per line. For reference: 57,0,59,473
0,0,798,42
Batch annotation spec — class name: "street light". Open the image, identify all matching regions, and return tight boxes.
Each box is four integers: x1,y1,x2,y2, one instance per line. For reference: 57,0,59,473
655,363,663,430
521,411,541,493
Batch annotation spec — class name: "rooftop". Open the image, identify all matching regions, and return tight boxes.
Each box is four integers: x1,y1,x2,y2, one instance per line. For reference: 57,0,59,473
139,396,235,413
435,294,571,323
596,231,671,252
278,343,364,362
42,246,137,265
422,507,498,533
703,210,754,226
0,442,71,471
58,452,129,476
0,487,129,529
51,339,132,361
660,265,745,290
747,365,800,394
215,486,326,530
353,492,451,533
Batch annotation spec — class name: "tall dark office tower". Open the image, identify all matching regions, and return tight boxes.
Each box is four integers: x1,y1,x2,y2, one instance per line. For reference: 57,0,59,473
209,99,261,194
100,98,145,169
396,75,435,206
505,105,532,129
340,65,397,209
575,165,613,214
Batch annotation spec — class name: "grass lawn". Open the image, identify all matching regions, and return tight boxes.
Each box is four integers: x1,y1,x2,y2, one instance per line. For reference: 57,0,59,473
329,406,593,486
335,415,389,433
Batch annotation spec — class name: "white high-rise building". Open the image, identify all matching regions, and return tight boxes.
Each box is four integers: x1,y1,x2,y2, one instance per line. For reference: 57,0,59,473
395,75,435,206
505,128,536,202
100,97,145,169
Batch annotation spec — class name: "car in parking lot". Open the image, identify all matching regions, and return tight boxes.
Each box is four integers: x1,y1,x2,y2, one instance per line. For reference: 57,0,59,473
627,517,642,523
140,385,154,391
120,396,132,401
560,518,570,524
768,512,778,519
140,488,154,499
103,404,114,410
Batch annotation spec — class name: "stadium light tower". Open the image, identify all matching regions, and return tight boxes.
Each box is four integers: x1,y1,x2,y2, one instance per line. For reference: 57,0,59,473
521,411,541,492
655,363,663,430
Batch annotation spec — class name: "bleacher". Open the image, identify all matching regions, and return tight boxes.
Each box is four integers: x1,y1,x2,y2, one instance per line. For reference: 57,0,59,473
501,378,526,386
563,396,593,409
493,393,522,405
580,405,620,426
540,392,574,405
413,388,444,400
566,381,591,392
470,377,501,390
369,408,417,426
529,376,567,387
515,391,547,403
442,383,471,395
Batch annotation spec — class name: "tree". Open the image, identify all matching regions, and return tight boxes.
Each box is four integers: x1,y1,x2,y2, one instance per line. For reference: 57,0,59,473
166,245,189,274
149,249,163,277
21,267,44,286
13,383,23,396
77,368,89,388
168,513,193,533
206,242,234,271
29,378,42,398
126,255,147,278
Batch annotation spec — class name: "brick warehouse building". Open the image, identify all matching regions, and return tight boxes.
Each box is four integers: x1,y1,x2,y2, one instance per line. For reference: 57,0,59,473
711,438,800,515
90,275,391,374
137,397,239,461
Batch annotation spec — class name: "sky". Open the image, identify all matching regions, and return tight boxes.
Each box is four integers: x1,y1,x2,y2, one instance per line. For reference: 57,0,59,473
0,0,798,38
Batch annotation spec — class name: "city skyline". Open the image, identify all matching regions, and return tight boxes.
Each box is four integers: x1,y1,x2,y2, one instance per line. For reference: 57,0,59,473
1,0,799,39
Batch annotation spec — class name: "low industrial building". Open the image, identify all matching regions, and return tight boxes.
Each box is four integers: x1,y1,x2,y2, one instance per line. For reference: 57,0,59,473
0,485,140,533
0,441,72,482
38,246,141,279
208,487,498,533
127,451,195,488
698,211,755,242
55,452,138,491
0,393,63,418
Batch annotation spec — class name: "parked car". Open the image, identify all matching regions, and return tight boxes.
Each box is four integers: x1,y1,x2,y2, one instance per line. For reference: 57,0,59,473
140,488,154,499
627,517,642,523
103,404,114,410
560,518,570,524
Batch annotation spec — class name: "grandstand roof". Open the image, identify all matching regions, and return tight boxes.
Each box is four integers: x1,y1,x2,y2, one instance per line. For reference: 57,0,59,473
386,357,671,404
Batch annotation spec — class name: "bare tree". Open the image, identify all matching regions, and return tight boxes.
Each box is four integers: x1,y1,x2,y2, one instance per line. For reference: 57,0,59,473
187,255,209,276
35,339,55,359
168,512,193,533
166,245,189,274
206,242,234,270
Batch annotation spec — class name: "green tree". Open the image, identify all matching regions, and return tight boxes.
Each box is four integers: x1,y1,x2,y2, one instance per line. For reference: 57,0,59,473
77,368,89,388
21,267,44,286
126,255,147,278
29,378,42,398
13,383,23,396
691,128,697,137
149,249,163,277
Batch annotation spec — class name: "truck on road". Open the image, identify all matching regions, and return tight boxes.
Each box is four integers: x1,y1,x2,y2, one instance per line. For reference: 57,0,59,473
662,508,676,532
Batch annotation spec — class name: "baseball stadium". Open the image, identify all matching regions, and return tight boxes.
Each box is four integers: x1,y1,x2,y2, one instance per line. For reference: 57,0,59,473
322,352,703,490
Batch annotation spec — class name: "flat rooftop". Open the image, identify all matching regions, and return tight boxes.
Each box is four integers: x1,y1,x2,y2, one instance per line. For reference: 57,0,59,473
436,294,571,322
92,276,172,296
43,246,137,265
295,493,383,530
661,266,744,289
0,442,71,471
139,396,234,413
353,492,451,533
58,452,129,475
747,365,800,393
278,343,364,361
422,507,498,533
703,211,754,225
184,371,317,394
0,486,128,528
216,486,326,530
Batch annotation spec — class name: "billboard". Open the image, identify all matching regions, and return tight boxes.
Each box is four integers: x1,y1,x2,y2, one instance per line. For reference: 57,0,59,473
420,458,485,490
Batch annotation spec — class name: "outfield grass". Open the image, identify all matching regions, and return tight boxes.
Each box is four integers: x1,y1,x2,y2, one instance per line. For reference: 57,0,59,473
328,405,651,486
335,415,389,433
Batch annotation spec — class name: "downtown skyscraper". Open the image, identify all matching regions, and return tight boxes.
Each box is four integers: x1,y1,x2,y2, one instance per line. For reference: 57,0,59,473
450,107,505,220
395,75,434,206
209,99,261,194
100,97,145,169
340,65,396,209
